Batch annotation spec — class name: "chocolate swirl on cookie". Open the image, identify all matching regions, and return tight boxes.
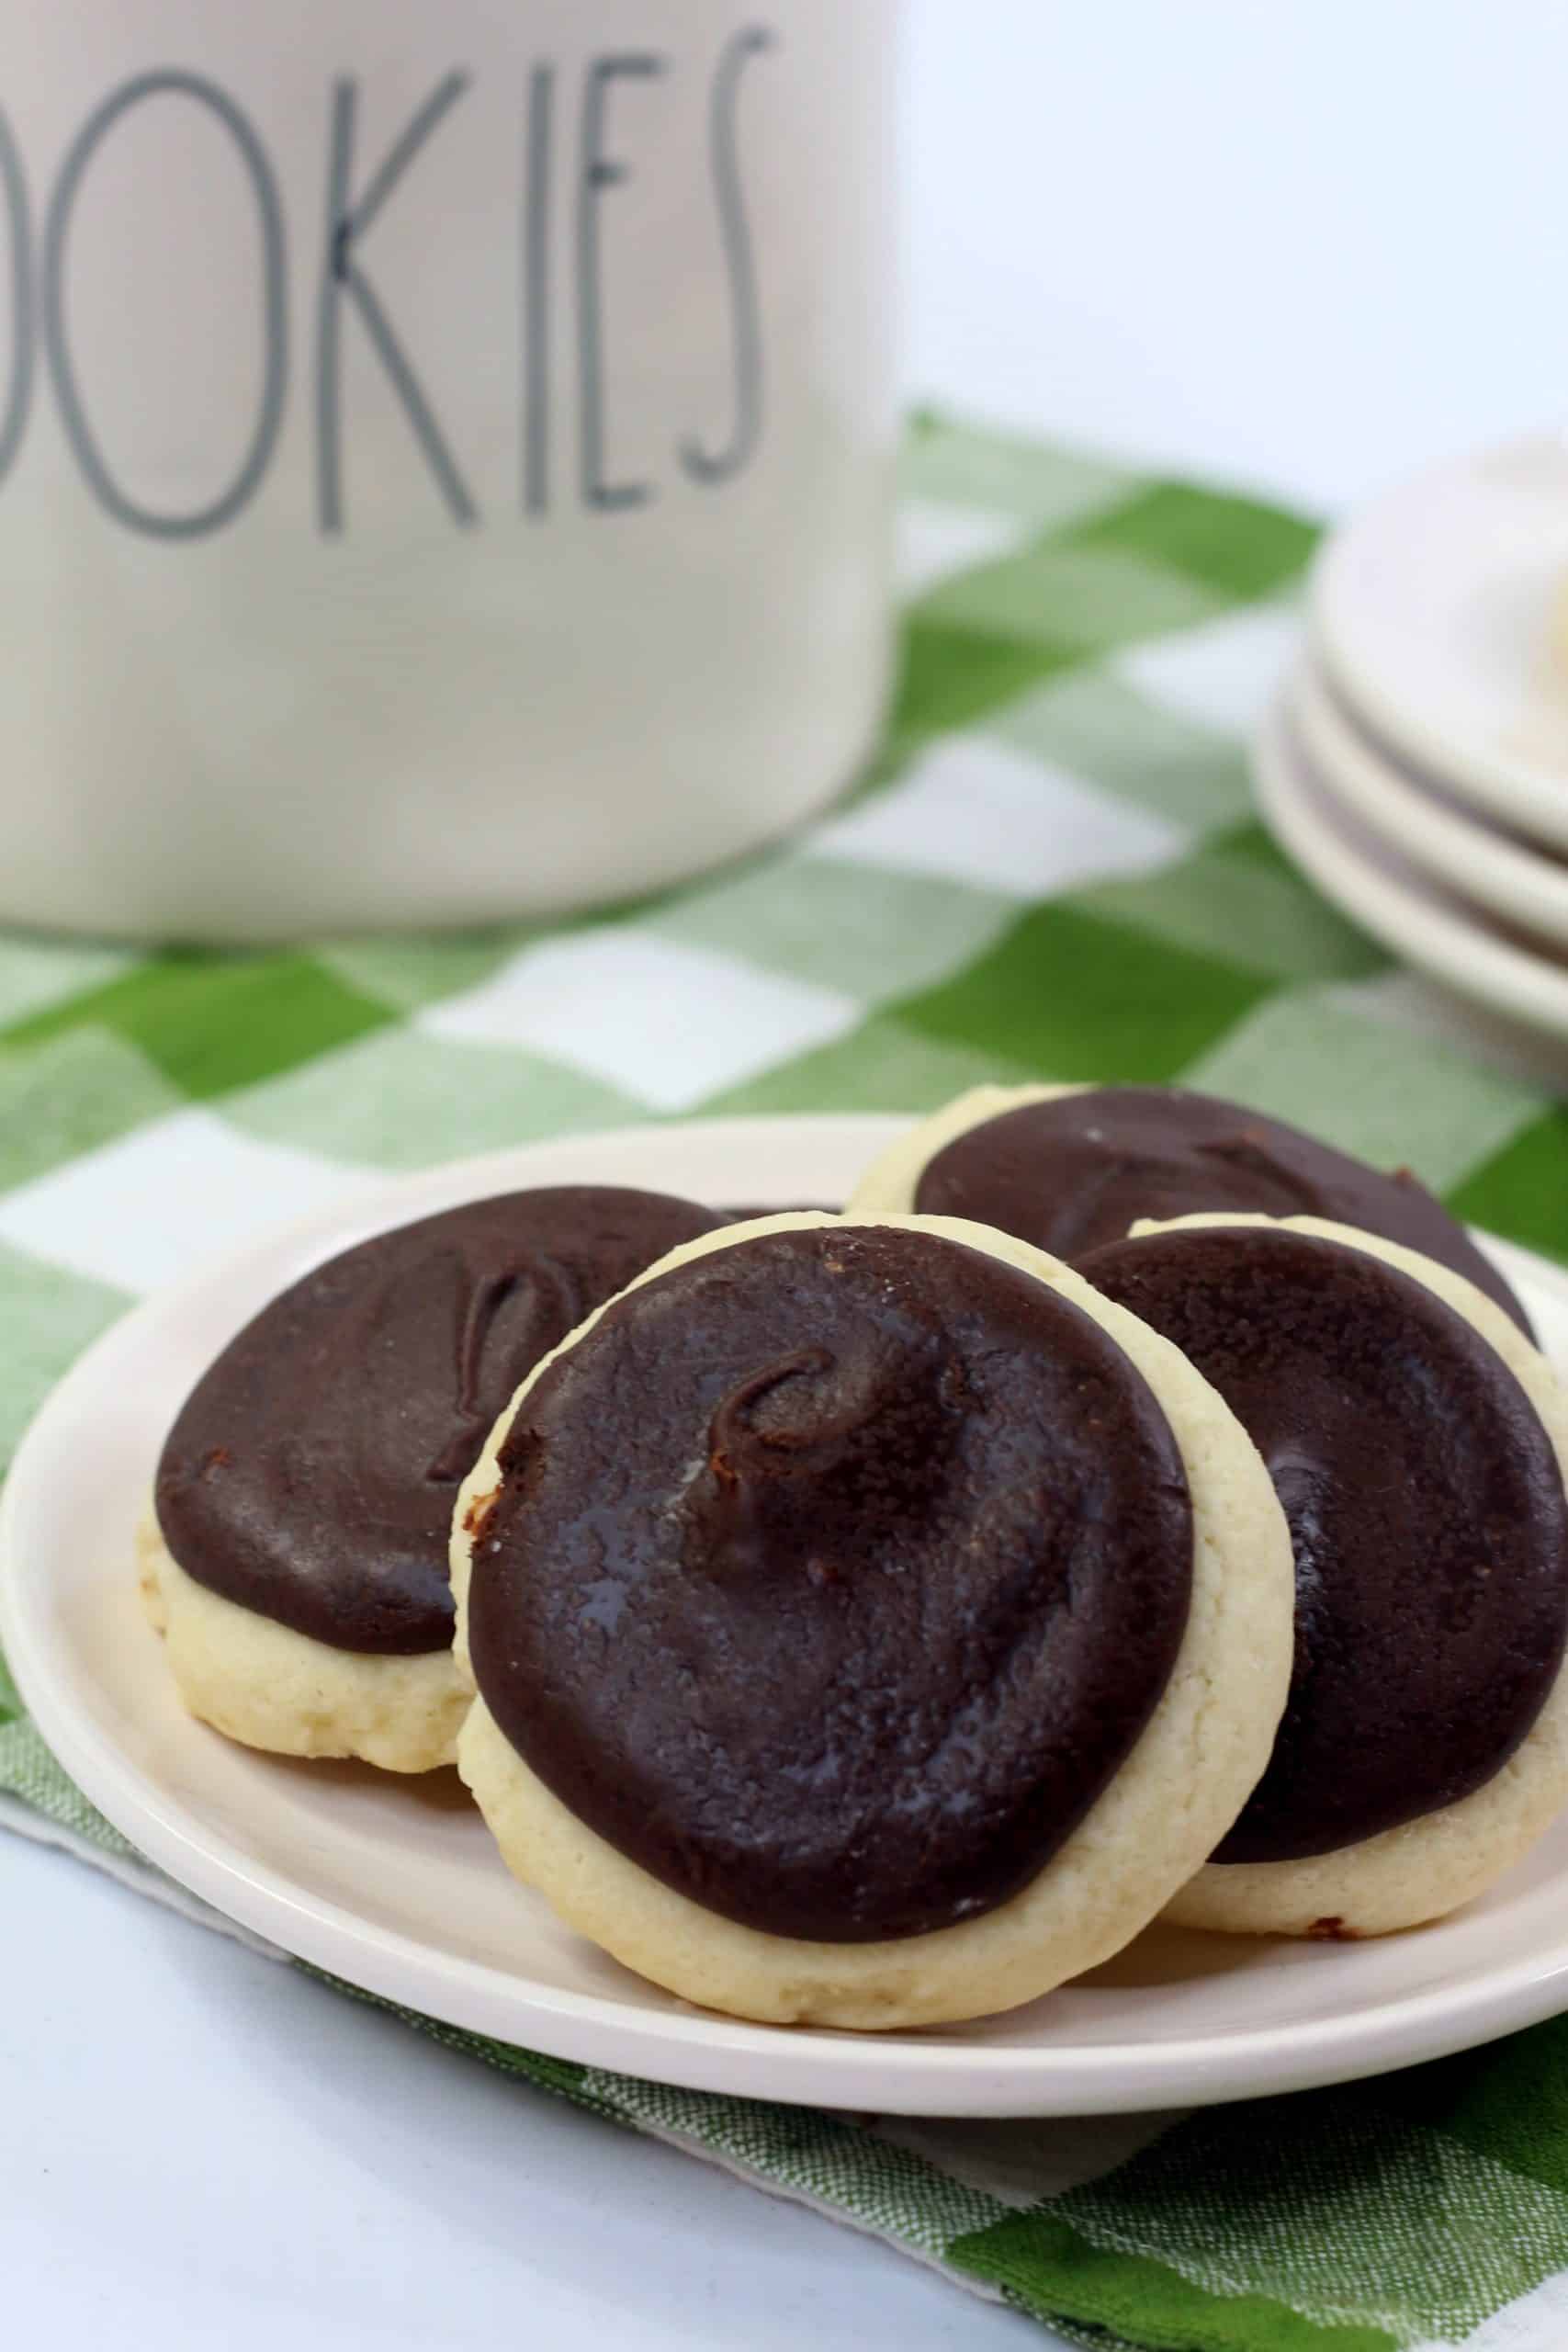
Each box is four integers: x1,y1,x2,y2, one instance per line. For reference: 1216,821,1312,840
468,1223,1193,1941
156,1187,724,1654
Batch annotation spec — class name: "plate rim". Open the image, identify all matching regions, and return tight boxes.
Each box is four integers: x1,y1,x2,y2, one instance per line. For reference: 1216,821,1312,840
1310,430,1568,854
1254,693,1568,1044
9,1113,1568,2116
1288,655,1568,950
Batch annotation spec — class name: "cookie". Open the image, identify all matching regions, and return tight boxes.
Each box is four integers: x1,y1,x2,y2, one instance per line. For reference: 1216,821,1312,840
144,1185,724,1771
1078,1212,1568,1936
137,1518,468,1774
452,1212,1293,2028
848,1081,1533,1336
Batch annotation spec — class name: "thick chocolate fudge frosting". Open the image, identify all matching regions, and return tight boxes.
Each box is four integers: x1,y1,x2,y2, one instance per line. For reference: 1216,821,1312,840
1080,1224,1568,1862
468,1223,1193,1942
913,1087,1532,1336
155,1187,724,1655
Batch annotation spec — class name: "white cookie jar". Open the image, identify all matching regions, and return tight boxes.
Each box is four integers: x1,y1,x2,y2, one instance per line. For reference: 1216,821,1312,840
0,0,898,939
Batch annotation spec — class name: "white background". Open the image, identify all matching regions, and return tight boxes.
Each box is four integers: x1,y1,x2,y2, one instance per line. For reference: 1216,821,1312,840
908,0,1568,509
7,4,1568,2345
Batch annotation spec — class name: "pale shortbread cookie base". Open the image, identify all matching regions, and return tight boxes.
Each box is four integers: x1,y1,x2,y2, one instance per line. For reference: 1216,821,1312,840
846,1082,1081,1217
453,1211,1294,2029
1142,1214,1568,1939
138,1515,468,1775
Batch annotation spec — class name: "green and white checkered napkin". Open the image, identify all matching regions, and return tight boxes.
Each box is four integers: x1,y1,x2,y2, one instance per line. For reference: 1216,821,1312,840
6,413,1568,2350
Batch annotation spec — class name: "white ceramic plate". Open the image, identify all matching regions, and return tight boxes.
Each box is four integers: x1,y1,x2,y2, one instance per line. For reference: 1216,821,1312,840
1289,655,1568,952
1312,432,1568,852
8,1115,1568,2117
1255,695,1568,1045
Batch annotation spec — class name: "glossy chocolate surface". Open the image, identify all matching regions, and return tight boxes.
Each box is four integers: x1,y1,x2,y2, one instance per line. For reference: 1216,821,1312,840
1081,1224,1568,1861
469,1223,1193,1939
156,1187,724,1653
914,1087,1532,1335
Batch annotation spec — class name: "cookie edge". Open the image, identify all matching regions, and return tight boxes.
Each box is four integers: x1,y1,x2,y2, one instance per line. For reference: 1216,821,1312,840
138,1514,468,1776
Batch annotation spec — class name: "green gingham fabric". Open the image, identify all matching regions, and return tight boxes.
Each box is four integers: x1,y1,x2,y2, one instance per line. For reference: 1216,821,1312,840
6,411,1568,2350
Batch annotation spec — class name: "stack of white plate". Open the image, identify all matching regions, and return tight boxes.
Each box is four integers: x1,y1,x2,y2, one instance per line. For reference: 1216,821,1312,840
1255,432,1568,1042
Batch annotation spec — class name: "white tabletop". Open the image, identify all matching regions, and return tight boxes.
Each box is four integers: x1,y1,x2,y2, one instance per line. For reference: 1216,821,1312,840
9,3,1568,2343
3,1838,1024,2350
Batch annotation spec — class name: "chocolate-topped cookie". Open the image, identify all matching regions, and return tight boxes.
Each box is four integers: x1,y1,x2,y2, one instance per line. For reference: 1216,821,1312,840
850,1083,1531,1336
471,1220,1194,1942
454,1212,1294,2026
143,1185,724,1771
1079,1214,1568,1937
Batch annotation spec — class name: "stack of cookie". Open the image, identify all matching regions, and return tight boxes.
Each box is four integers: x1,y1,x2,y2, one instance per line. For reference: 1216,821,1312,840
141,1087,1568,2030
